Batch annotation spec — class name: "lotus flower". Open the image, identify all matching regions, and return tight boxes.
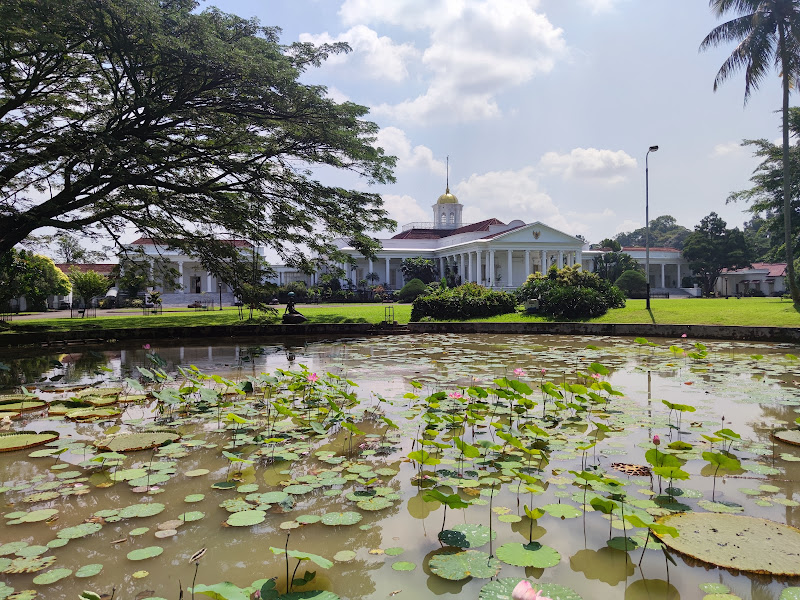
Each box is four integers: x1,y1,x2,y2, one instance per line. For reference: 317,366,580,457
143,344,151,350
512,580,552,600
307,372,319,383
448,391,463,399
681,333,687,338
653,434,660,446
514,368,526,376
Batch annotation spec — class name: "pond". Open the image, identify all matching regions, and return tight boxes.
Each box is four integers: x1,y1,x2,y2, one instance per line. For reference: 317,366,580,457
0,333,800,600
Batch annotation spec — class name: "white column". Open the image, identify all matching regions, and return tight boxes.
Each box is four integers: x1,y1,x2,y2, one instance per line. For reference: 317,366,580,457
476,250,482,283
507,249,513,288
576,250,582,270
557,251,563,269
677,263,681,287
524,250,531,280
177,261,185,294
468,252,473,282
368,258,373,276
206,274,213,293
540,250,547,274
385,257,390,284
489,250,495,285
439,257,445,278
661,264,666,288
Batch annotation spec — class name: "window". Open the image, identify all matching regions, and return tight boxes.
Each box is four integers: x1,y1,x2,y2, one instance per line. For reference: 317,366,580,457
449,212,455,224
440,213,446,224
189,276,202,293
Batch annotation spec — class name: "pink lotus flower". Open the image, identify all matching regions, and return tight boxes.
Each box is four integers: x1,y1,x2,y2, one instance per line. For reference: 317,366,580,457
652,434,660,446
514,368,526,376
143,344,151,350
512,580,552,600
540,368,546,375
681,333,687,338
448,391,463,399
307,373,319,383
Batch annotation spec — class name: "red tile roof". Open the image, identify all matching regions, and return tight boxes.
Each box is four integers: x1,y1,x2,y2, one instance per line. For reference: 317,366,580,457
391,218,507,240
130,237,254,248
724,262,787,277
56,263,115,275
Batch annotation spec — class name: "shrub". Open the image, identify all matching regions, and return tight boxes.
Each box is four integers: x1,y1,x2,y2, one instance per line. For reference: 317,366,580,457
516,265,625,319
411,282,516,321
398,278,428,303
614,269,647,299
743,288,766,297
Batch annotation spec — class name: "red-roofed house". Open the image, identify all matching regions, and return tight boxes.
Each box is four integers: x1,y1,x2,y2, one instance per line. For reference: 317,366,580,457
716,263,788,297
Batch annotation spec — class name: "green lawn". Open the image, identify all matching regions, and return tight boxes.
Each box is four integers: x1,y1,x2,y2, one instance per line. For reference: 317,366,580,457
1,298,798,334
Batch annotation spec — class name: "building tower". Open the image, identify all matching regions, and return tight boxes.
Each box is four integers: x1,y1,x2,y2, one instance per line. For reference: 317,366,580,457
432,157,463,229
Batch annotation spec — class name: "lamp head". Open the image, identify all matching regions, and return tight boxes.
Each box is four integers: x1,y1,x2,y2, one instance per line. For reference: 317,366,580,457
649,145,659,152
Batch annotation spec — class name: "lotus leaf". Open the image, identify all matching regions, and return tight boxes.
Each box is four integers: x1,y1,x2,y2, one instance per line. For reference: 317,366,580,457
428,550,501,580
45,539,68,549
226,510,266,527
780,589,800,600
0,431,59,452
32,567,71,585
392,561,416,571
438,524,496,549
496,542,560,568
542,503,582,519
284,484,314,495
384,547,403,556
118,503,165,519
296,514,321,524
75,563,103,578
356,497,393,511
65,407,121,420
333,550,356,562
96,432,180,452
321,512,362,526
3,555,56,573
57,522,103,539
184,494,205,503
178,511,205,522
15,546,48,558
656,513,800,575
479,579,583,600
185,469,210,477
0,543,28,556
18,509,58,523
127,546,163,561
258,491,289,504
129,527,149,536
0,402,47,414
773,430,800,447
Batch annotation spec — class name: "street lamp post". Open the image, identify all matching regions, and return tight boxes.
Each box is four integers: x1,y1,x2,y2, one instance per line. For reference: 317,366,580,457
218,282,222,311
645,145,659,309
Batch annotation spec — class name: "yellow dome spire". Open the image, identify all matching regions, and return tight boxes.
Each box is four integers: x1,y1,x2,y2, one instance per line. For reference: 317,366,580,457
437,156,459,204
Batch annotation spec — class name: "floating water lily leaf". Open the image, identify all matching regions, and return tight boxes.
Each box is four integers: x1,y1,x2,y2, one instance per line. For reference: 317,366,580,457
190,582,250,600
185,469,210,477
542,504,582,519
296,515,321,525
178,511,205,522
18,509,58,523
57,522,103,539
773,430,800,447
127,546,163,561
321,512,362,526
32,567,71,584
496,542,560,568
129,527,149,536
3,555,56,573
392,561,416,571
428,550,501,580
118,503,165,519
656,513,800,575
259,491,289,504
15,546,47,558
356,497,392,511
333,550,356,562
700,583,730,594
780,588,800,600
479,579,582,600
226,510,266,527
65,407,121,420
75,563,103,578
184,494,205,503
284,484,313,495
438,524,496,549
0,431,59,452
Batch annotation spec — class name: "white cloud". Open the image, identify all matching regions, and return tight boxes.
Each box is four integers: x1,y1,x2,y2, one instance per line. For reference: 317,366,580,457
711,142,746,158
538,148,637,184
581,0,624,14
339,0,567,123
299,25,419,82
379,194,430,230
615,219,641,234
453,167,582,234
374,127,446,175
324,86,350,103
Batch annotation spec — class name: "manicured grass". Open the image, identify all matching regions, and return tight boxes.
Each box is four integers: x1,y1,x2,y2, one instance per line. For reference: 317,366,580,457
1,298,798,334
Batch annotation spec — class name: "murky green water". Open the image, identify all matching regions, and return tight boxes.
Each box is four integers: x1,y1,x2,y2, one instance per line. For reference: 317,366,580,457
0,334,799,600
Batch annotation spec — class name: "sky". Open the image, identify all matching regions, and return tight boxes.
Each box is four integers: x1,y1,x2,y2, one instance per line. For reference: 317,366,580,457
199,0,786,246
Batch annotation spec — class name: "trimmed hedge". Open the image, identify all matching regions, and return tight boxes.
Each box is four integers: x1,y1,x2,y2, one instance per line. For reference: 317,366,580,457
516,265,625,319
614,269,647,299
411,283,516,321
398,278,428,303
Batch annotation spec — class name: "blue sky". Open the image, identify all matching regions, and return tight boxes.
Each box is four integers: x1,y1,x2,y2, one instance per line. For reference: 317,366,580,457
210,0,784,244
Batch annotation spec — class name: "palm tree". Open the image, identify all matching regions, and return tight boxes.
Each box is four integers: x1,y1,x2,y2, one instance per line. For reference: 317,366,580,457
700,0,800,303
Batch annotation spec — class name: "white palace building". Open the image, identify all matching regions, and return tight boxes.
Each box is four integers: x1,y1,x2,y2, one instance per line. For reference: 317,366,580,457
119,184,701,305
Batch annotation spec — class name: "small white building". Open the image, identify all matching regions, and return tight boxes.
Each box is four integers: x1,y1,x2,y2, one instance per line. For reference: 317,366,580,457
716,263,788,297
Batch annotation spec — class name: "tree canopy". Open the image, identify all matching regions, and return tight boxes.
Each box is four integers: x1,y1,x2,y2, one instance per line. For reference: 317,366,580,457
401,257,438,284
682,213,751,296
0,0,396,273
700,0,800,302
69,269,110,308
614,216,691,249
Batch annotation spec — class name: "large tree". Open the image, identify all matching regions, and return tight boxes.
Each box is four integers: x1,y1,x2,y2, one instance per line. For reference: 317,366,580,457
700,0,800,303
0,0,395,273
614,215,691,249
682,213,752,295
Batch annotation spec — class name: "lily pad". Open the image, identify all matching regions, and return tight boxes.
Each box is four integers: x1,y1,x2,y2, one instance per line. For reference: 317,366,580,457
118,503,165,519
656,513,800,575
392,561,416,571
438,524,496,549
321,512,362,526
356,496,393,511
0,431,59,452
75,563,103,578
226,510,266,527
333,550,356,562
496,542,560,568
773,430,800,447
479,579,583,600
57,522,103,539
126,546,163,561
542,503,582,519
32,567,71,585
428,550,501,580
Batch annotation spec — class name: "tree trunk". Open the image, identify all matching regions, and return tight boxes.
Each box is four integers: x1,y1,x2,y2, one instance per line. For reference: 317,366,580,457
781,27,800,303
